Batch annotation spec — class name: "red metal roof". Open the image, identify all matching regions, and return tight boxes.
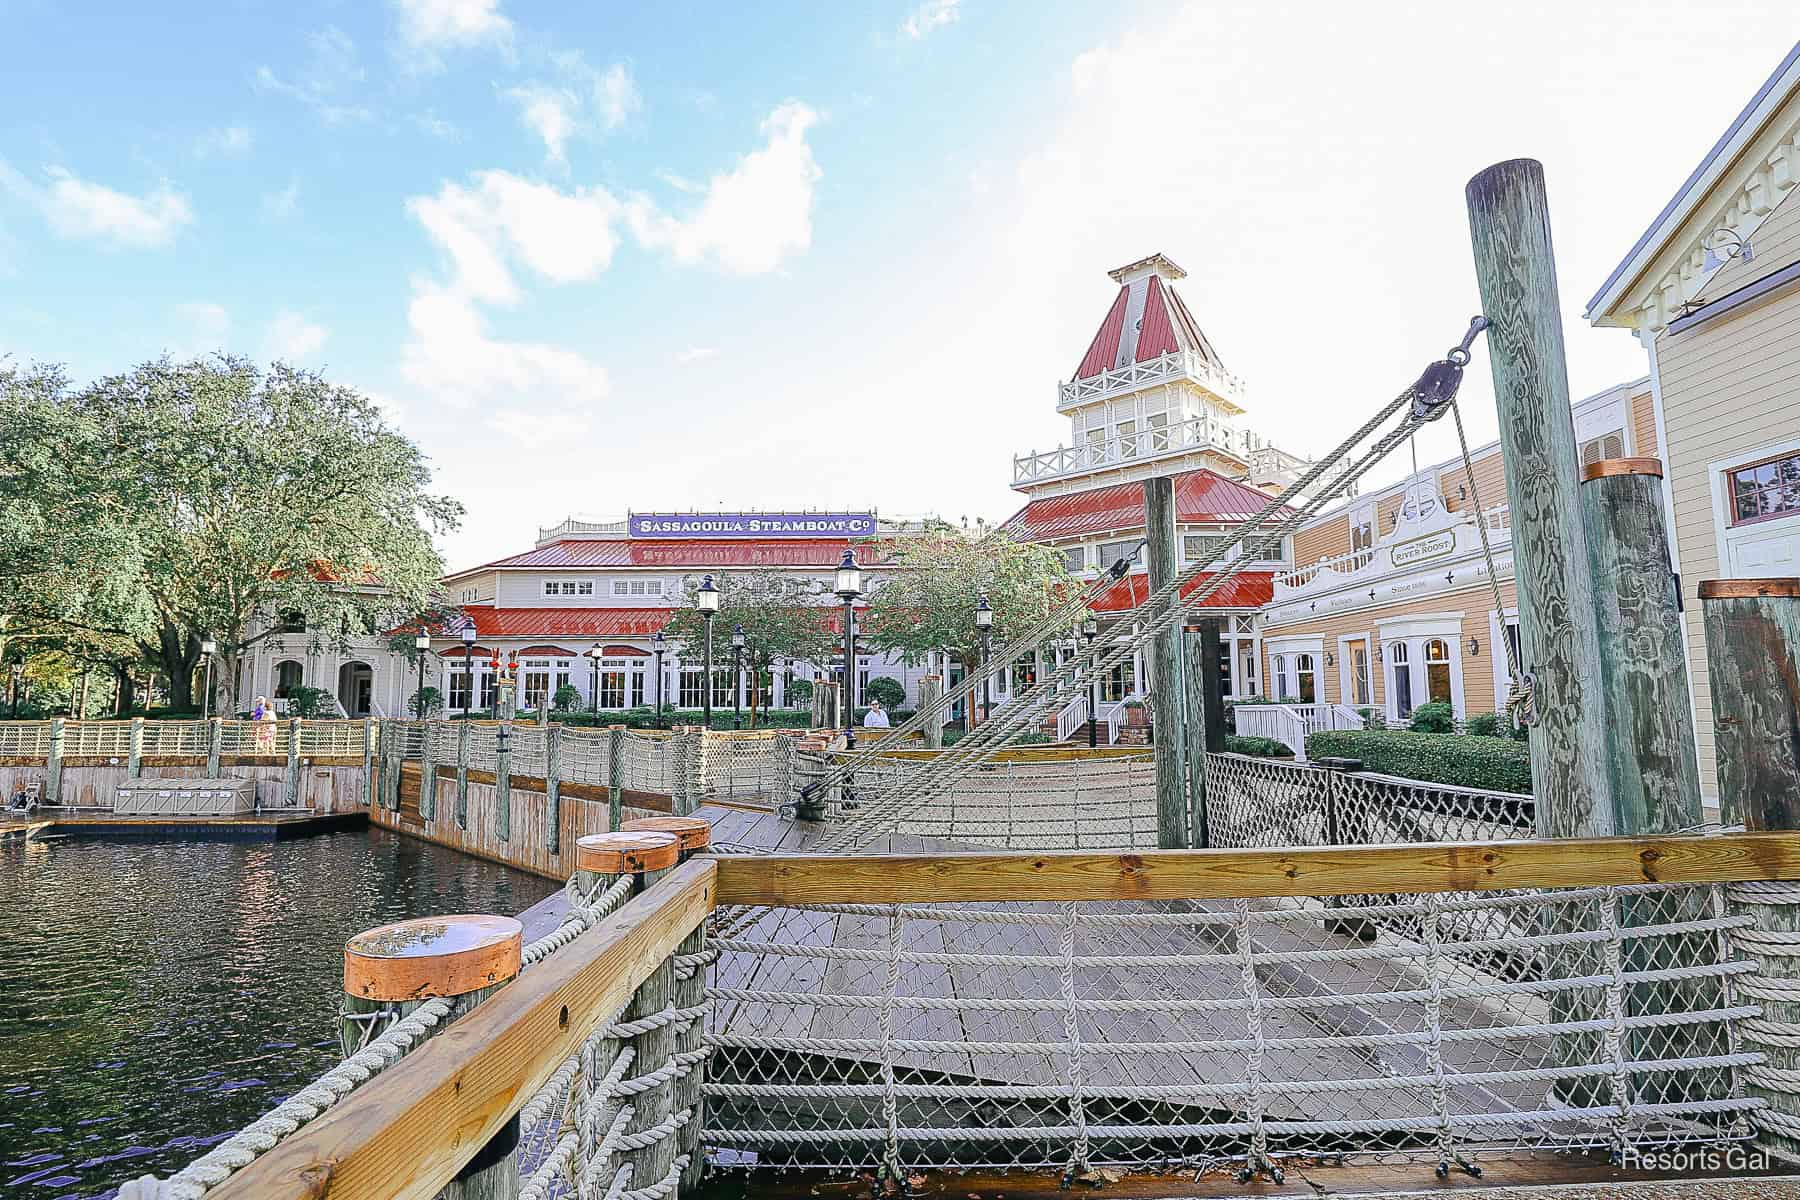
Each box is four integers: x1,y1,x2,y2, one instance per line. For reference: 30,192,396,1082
1003,469,1291,541
1072,286,1129,380
455,538,895,575
517,644,582,656
1092,570,1274,613
465,608,673,638
1135,276,1179,361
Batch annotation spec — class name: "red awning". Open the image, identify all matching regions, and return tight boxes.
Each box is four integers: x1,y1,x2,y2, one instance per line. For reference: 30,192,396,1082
1091,570,1274,613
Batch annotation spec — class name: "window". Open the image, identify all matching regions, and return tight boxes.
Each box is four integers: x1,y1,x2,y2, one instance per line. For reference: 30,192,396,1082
278,609,305,633
448,670,472,712
1061,545,1087,573
597,659,628,708
611,579,665,597
1729,452,1800,525
1293,653,1316,703
522,659,551,709
1389,641,1413,718
459,586,478,602
1579,430,1626,466
479,671,497,711
1010,658,1037,695
554,658,573,697
1116,418,1138,456
1271,654,1285,696
1145,410,1170,451
1502,619,1522,669
1097,540,1142,571
1424,638,1452,705
679,666,732,708
1183,533,1226,564
275,660,303,698
1349,641,1371,706
1101,657,1136,702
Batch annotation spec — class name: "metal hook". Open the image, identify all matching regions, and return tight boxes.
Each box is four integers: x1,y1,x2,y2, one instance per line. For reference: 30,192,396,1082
1445,316,1490,366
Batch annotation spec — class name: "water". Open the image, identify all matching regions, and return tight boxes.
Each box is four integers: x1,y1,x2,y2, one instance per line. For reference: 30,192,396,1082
0,829,559,1198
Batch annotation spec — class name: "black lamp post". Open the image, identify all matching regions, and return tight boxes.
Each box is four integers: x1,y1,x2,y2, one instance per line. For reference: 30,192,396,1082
588,642,604,717
975,595,994,725
1081,610,1099,748
9,663,20,719
460,625,477,720
696,574,719,730
731,623,746,730
199,637,216,721
834,550,862,749
414,632,430,718
652,631,667,728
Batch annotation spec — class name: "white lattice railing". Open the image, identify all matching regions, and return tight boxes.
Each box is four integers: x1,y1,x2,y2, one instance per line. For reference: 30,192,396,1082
1230,703,1361,760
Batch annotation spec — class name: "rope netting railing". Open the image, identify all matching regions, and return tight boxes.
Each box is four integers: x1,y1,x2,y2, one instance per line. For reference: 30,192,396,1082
562,726,616,786
703,732,785,800
704,881,1764,1182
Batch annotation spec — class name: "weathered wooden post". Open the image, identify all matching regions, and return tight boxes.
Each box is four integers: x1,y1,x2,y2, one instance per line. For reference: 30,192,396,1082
1466,158,1616,837
918,674,945,749
813,681,839,734
1198,619,1227,755
1580,458,1703,830
1702,577,1800,1156
544,722,563,855
457,719,471,829
495,721,513,842
361,718,377,809
340,913,524,1199
419,718,437,822
573,831,686,1197
128,715,145,778
672,726,706,816
285,717,302,808
1181,630,1212,848
1143,476,1190,847
206,716,223,780
607,724,627,831
622,816,713,1192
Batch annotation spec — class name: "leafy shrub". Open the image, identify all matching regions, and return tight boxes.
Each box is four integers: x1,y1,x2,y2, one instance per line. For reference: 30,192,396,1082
1464,711,1502,738
864,676,906,710
410,686,443,718
1361,707,1387,731
1407,700,1456,734
1224,735,1291,758
785,679,814,705
552,707,819,730
285,685,333,718
552,684,583,712
1306,729,1532,794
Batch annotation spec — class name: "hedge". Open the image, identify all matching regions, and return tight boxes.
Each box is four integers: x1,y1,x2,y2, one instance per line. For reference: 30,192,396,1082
1223,735,1292,758
1305,729,1532,794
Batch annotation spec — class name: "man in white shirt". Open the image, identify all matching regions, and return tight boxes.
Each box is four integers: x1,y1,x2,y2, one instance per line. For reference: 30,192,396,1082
862,699,890,728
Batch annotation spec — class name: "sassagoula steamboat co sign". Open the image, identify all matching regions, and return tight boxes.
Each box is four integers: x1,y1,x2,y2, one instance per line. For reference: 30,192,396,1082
628,512,877,539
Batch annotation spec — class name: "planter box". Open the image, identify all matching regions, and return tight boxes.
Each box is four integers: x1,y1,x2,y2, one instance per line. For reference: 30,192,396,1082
114,777,256,816
1116,727,1152,747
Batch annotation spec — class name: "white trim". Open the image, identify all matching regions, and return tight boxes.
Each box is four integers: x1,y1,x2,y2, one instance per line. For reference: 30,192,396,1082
1487,607,1519,712
1375,612,1464,639
1336,631,1373,708
1263,634,1325,654
1707,434,1800,577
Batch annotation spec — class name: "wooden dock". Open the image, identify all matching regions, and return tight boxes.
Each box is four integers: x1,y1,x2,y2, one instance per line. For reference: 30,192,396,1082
0,807,366,841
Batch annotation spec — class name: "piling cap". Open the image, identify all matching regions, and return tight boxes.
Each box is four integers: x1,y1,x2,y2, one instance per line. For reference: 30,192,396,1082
621,815,713,854
575,830,680,875
1698,578,1800,600
1580,457,1663,482
344,914,523,1001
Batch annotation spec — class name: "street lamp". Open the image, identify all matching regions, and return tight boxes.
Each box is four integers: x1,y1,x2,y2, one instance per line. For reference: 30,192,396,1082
588,642,605,717
974,595,994,724
731,623,746,730
460,625,477,721
834,550,862,748
696,574,720,730
199,637,216,721
652,631,667,728
1081,610,1099,748
414,632,431,718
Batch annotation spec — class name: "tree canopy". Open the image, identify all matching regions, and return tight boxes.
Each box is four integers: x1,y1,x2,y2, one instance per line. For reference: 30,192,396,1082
663,569,841,723
0,356,461,710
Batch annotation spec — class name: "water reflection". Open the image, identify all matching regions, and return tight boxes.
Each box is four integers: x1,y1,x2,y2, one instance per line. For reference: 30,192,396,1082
0,829,557,1198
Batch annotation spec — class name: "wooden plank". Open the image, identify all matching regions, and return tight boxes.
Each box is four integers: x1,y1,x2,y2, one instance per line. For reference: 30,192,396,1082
711,831,1800,906
208,858,717,1200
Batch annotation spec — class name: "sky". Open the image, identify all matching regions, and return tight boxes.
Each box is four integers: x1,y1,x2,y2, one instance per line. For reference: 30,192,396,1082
3,1,1797,572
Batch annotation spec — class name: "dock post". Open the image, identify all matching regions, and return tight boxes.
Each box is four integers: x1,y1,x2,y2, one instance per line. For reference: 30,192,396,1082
622,817,714,1193
495,721,513,842
670,726,704,816
608,724,626,831
46,717,64,807
1143,475,1190,848
545,722,563,855
1702,578,1800,1158
206,716,222,779
128,715,144,778
361,718,376,809
419,719,436,822
340,913,524,1199
285,718,302,808
457,720,471,829
1182,627,1216,848
918,674,944,748
573,832,687,1198
1466,158,1616,837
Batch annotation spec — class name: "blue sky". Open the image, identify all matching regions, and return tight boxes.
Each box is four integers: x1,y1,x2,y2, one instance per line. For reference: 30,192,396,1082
3,1,1797,569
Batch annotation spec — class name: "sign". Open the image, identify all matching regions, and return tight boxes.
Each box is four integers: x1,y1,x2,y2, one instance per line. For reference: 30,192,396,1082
1389,530,1457,569
628,512,877,539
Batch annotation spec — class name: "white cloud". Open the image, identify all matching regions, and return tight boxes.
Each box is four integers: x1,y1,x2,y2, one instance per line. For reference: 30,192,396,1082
266,311,330,360
504,85,582,167
626,101,822,274
504,55,639,167
414,111,459,139
483,404,592,448
900,0,960,40
0,163,195,248
675,346,718,364
256,27,371,123
262,177,301,220
172,302,231,356
393,0,513,64
402,284,611,415
594,63,641,130
653,168,702,194
195,124,254,157
407,170,622,303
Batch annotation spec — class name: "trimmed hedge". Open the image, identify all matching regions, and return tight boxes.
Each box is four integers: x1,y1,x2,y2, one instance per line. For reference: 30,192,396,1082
1223,735,1292,758
1305,729,1532,794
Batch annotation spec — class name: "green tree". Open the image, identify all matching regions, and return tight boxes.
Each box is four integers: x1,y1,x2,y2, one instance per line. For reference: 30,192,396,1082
662,569,840,726
7,357,461,710
861,526,1068,681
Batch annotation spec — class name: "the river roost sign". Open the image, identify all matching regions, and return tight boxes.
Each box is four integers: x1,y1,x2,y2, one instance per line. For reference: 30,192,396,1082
628,512,877,539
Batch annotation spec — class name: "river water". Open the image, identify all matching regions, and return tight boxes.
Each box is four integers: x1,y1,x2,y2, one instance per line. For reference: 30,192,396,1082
0,829,558,1198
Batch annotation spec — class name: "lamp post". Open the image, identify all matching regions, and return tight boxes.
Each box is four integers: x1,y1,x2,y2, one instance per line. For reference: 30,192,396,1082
199,637,216,721
696,574,719,730
460,625,477,720
975,595,994,725
1081,610,1099,748
731,623,746,730
652,631,667,728
414,632,430,718
835,550,863,749
9,663,20,719
588,642,605,717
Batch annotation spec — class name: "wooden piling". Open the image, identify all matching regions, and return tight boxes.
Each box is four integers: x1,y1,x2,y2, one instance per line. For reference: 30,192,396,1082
918,674,944,749
1143,475,1190,848
607,724,626,831
1182,632,1210,849
545,724,563,855
419,718,436,822
285,718,301,807
1466,158,1616,838
128,715,144,778
362,718,376,810
457,720,471,830
46,717,64,806
340,913,524,1199
1578,459,1703,831
1702,577,1800,1157
495,722,512,842
207,716,223,780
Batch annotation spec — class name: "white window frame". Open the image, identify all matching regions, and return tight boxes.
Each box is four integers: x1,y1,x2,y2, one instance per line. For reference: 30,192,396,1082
1375,612,1466,721
1709,434,1800,579
1487,607,1520,712
1264,634,1324,703
1336,632,1374,709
